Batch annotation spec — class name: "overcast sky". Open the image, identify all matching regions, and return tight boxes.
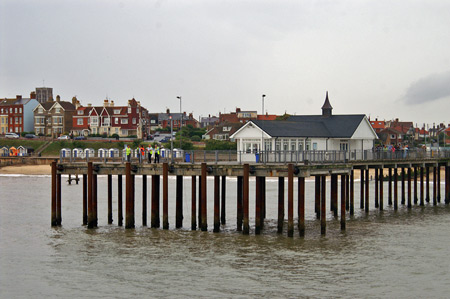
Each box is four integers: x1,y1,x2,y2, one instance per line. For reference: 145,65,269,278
1,0,449,126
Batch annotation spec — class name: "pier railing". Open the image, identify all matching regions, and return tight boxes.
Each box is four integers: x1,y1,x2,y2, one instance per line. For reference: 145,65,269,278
59,148,450,164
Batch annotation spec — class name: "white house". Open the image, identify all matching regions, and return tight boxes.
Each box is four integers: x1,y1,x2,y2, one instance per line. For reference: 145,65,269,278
230,93,378,161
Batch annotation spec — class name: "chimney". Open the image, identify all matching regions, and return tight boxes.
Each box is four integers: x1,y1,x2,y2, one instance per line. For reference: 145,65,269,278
72,96,77,105
166,108,170,114
321,91,333,118
87,103,92,107
56,95,60,102
236,108,241,112
16,95,22,100
30,92,36,99
103,99,108,107
110,100,114,107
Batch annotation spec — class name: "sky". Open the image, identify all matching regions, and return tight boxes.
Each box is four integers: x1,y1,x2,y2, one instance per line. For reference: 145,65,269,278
1,0,449,126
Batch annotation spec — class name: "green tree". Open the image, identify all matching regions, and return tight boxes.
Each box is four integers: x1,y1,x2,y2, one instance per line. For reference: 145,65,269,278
204,140,236,150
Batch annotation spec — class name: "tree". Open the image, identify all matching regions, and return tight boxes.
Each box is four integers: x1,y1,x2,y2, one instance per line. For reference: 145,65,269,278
205,140,237,150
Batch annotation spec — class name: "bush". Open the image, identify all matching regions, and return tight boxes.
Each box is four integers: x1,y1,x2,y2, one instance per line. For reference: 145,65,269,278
191,135,201,142
205,140,237,150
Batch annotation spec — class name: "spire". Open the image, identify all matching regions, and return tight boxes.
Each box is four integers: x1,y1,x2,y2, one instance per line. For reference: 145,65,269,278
321,91,332,117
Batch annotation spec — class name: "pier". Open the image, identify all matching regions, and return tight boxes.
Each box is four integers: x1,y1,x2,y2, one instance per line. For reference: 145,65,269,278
51,150,450,237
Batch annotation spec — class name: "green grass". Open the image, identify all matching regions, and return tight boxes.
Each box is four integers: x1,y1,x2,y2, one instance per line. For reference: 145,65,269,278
0,139,46,150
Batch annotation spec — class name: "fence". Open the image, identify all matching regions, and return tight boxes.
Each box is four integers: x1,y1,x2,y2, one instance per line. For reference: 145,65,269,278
59,148,450,164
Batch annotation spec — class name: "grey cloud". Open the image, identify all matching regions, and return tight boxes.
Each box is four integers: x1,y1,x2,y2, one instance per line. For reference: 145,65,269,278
403,71,450,104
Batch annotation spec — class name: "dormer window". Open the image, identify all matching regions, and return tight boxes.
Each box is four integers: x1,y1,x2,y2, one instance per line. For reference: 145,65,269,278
78,110,83,115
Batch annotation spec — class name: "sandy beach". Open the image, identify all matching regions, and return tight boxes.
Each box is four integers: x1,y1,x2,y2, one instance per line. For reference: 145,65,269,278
0,164,51,175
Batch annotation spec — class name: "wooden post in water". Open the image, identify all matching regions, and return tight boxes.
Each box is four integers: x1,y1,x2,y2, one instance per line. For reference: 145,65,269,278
374,168,379,208
151,174,160,228
345,174,350,212
426,166,430,203
237,176,243,232
255,176,261,235
93,174,98,227
437,165,441,203
142,175,147,226
108,174,113,224
433,166,437,206
365,168,369,213
360,169,364,209
331,174,337,214
414,166,418,205
401,168,405,205
163,163,169,230
118,175,123,227
298,177,305,237
214,175,220,233
341,174,346,230
201,163,207,231
221,175,226,225
321,175,326,235
350,170,354,216
243,164,250,235
278,177,284,233
379,168,384,211
394,167,398,210
407,168,412,209
287,164,294,237
420,166,425,206
262,177,266,225
388,167,392,206
83,174,87,225
198,176,202,227
87,162,94,228
315,176,321,219
446,166,450,204
191,176,197,230
125,162,134,229
57,172,62,226
176,175,183,228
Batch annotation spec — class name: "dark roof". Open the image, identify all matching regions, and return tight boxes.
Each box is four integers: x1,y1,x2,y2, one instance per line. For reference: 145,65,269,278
41,102,55,110
253,114,366,138
57,101,76,111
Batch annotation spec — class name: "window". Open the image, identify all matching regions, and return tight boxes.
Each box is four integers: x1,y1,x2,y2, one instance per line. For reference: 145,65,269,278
78,110,83,115
114,109,121,114
313,143,318,150
128,107,131,114
276,140,281,151
283,139,288,151
90,116,98,126
121,119,128,124
340,142,348,151
151,119,156,124
103,117,110,126
223,126,231,132
10,108,12,113
19,117,22,124
55,108,60,113
306,140,311,151
264,140,272,151
132,118,136,124
298,140,304,151
38,107,43,114
115,118,118,124
15,117,18,123
15,108,17,113
290,140,296,151
19,108,22,113
77,119,83,125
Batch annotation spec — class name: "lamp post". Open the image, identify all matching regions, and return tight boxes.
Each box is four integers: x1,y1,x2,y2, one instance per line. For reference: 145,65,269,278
177,96,182,149
261,94,266,159
170,115,174,163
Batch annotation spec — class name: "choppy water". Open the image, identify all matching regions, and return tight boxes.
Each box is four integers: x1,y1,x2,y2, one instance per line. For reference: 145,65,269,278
1,175,450,298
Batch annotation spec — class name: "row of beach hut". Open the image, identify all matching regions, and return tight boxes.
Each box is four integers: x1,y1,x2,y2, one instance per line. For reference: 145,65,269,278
60,148,184,159
1,146,34,157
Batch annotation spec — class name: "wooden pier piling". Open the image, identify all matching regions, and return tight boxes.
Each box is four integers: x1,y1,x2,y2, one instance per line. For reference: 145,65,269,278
433,166,437,206
108,174,113,224
379,168,384,211
200,163,207,231
407,168,412,209
51,161,57,226
125,163,134,229
83,174,87,225
87,162,95,228
191,176,197,230
414,166,418,205
118,174,123,226
365,168,369,213
360,169,364,209
426,166,430,203
151,174,160,228
350,170,354,216
321,176,326,235
142,175,147,226
56,172,62,226
277,177,284,234
287,164,294,237
401,168,405,205
375,168,379,208
388,168,392,206
221,175,226,225
341,174,346,230
394,168,398,210
315,176,321,219
214,175,220,232
243,164,249,235
331,174,338,215
176,175,183,228
163,163,169,229
237,176,243,231
420,166,425,206
255,176,262,235
298,177,305,237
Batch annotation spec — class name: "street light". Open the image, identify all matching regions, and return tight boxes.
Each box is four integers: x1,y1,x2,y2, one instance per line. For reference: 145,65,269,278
177,96,182,149
261,94,266,159
170,115,174,163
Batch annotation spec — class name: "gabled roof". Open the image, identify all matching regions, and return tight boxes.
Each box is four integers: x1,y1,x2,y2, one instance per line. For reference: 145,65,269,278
286,114,366,138
33,101,54,112
54,101,76,111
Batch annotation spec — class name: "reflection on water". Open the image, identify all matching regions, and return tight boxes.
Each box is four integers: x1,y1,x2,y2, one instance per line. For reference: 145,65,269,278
1,175,450,298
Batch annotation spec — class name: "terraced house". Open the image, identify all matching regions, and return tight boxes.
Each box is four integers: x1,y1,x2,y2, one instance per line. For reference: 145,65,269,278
72,98,146,138
0,93,39,134
33,95,76,137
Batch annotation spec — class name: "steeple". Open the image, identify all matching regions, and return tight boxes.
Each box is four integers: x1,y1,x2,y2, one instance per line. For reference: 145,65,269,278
321,91,332,117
